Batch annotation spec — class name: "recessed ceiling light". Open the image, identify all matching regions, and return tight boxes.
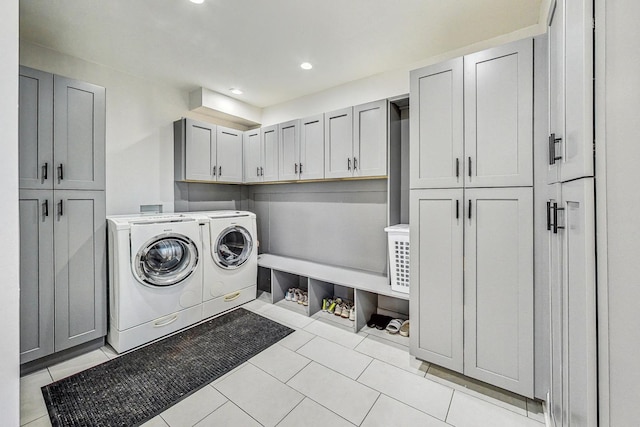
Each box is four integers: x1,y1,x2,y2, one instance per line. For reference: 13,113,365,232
190,0,204,4
229,88,243,95
300,62,313,70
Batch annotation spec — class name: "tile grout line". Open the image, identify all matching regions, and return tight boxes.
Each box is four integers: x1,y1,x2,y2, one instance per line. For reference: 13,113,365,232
356,393,382,426
444,389,456,423
207,385,265,427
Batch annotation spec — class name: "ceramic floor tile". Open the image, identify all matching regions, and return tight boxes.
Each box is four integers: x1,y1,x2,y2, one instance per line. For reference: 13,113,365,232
358,359,453,421
194,401,261,427
243,298,271,313
20,369,53,425
361,394,449,427
355,335,428,377
214,363,303,427
159,385,227,427
141,415,170,427
360,325,410,348
259,304,314,329
287,362,379,426
21,415,52,427
526,399,546,423
296,336,372,380
276,398,355,427
303,320,365,349
47,349,109,381
249,343,310,383
210,361,249,386
425,364,528,416
446,391,544,427
278,329,315,352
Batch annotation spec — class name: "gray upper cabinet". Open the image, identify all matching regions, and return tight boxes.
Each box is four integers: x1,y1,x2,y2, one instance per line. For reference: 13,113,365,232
53,190,107,352
463,187,534,396
19,67,53,190
261,125,279,182
353,100,387,178
176,119,243,183
278,119,301,181
184,119,216,181
299,114,325,181
243,129,262,183
53,76,106,191
325,107,353,179
216,126,243,183
410,58,464,189
278,115,325,182
19,190,54,364
464,39,533,188
548,0,594,183
19,68,105,191
410,188,464,372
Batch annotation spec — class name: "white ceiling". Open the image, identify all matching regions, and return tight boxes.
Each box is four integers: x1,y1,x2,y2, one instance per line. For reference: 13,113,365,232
19,0,543,108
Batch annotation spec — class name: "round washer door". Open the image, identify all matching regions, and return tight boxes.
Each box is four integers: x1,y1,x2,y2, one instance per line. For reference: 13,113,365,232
134,233,199,287
213,226,253,269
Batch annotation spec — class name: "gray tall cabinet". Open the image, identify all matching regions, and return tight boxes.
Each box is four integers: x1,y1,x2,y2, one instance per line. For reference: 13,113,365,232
409,38,535,397
545,0,597,425
19,66,106,365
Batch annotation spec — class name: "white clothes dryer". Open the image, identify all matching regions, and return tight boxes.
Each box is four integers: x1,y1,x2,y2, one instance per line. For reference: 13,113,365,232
107,214,204,353
188,211,257,319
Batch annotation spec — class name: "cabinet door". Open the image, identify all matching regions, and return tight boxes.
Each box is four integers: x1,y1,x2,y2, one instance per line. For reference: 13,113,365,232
410,58,464,189
261,125,279,182
278,119,300,181
185,119,216,181
19,67,53,190
324,107,353,179
464,39,533,188
19,190,54,363
244,129,262,183
464,187,534,397
546,184,564,427
354,100,387,178
53,76,105,190
409,189,464,372
561,0,594,182
54,190,106,352
216,126,243,183
561,178,596,426
300,114,325,181
547,1,564,184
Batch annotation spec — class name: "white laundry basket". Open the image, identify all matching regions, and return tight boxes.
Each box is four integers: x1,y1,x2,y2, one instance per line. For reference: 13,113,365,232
385,224,410,294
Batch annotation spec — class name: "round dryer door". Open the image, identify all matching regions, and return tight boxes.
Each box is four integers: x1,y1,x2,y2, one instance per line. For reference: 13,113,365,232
134,234,199,287
214,226,253,269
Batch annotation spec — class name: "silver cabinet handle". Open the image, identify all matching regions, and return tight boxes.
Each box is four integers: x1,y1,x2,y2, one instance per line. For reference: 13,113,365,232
468,157,472,178
43,162,48,180
553,202,565,234
468,199,472,220
257,167,260,177
58,163,64,181
456,200,459,219
295,163,298,174
58,200,63,216
260,167,264,176
455,158,459,178
43,200,49,218
300,163,303,174
212,166,217,176
219,166,222,176
353,157,358,170
347,158,351,171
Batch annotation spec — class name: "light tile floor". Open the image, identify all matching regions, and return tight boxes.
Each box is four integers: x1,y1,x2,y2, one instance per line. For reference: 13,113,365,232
20,299,545,427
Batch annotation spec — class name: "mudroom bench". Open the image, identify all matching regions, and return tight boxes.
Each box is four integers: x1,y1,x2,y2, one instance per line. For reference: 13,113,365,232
257,254,409,340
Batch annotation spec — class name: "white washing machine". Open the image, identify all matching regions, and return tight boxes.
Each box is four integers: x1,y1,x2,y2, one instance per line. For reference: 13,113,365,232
107,213,204,353
188,211,258,319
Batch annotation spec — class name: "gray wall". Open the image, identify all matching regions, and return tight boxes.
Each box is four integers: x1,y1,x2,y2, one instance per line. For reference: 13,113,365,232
174,182,248,212
249,180,389,275
1,0,20,423
597,0,640,424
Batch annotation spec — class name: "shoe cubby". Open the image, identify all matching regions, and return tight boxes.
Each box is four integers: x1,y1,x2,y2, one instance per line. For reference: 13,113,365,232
258,254,410,341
